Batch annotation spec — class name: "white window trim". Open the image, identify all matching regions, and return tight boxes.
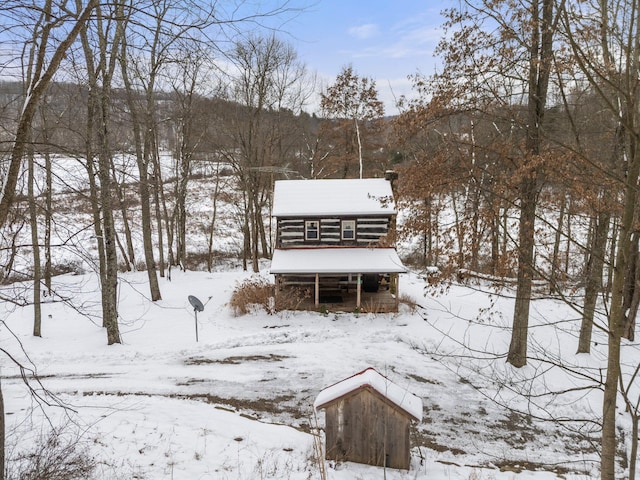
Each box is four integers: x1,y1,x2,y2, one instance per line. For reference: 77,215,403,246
305,220,319,240
341,220,356,240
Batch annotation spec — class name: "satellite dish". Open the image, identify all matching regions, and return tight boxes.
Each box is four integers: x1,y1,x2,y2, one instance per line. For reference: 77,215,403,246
188,295,204,312
188,295,206,343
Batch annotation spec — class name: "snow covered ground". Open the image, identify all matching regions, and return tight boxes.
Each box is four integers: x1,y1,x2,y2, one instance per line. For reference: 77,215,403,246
0,265,610,479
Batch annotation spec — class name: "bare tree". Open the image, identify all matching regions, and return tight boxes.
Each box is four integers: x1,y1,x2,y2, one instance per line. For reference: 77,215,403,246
27,148,42,338
0,0,98,229
504,0,556,368
77,0,126,345
117,0,175,299
167,46,210,268
320,65,384,179
559,0,640,476
221,34,312,271
0,0,99,474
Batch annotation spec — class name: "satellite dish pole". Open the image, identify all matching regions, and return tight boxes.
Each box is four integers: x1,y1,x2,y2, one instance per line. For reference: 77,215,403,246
188,295,205,342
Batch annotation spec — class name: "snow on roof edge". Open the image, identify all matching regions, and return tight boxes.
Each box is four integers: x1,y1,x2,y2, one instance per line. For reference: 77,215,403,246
314,367,423,421
270,247,407,274
272,178,396,217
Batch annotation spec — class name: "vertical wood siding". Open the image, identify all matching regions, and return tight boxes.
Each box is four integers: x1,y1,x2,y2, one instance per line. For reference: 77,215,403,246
323,388,412,470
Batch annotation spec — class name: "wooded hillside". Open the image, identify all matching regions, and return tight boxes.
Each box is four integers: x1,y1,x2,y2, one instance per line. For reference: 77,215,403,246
1,1,640,479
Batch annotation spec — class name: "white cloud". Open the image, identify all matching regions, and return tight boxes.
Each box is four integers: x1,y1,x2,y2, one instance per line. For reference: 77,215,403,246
348,23,380,40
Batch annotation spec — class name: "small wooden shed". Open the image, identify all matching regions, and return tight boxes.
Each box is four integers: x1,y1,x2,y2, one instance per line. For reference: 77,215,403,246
314,368,423,470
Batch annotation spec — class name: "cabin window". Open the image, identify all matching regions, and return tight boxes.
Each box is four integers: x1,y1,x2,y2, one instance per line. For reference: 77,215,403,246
305,220,319,240
341,220,356,240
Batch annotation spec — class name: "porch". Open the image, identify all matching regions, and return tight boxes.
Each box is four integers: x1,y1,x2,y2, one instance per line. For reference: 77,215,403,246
275,283,400,313
270,247,407,313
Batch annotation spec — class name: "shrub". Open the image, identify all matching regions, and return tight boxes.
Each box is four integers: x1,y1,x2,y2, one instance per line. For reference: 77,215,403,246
274,287,312,311
50,260,85,277
229,277,275,316
8,423,97,480
361,299,386,313
398,293,420,313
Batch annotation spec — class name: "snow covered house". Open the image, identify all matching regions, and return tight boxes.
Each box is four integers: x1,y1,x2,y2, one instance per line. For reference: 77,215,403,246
269,176,407,312
314,367,423,470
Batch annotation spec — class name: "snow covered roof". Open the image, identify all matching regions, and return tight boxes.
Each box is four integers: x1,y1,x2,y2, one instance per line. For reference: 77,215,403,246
272,178,396,217
270,248,407,274
314,368,423,421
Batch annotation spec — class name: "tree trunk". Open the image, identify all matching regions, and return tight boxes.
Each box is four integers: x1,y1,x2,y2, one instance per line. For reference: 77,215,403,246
452,194,466,269
578,210,610,353
622,232,640,341
85,155,107,327
28,150,42,337
564,202,573,274
630,412,639,480
114,229,130,269
140,126,162,299
110,161,135,271
490,203,500,276
602,279,625,480
44,150,52,296
38,104,53,296
176,156,189,268
119,45,161,299
98,118,121,346
354,116,363,179
152,154,166,278
161,169,176,272
508,174,537,367
90,0,125,345
76,38,105,309
139,166,162,300
242,198,250,272
207,166,221,272
605,217,618,303
0,379,4,480
549,192,566,294
469,187,481,273
259,190,270,259
501,205,508,269
602,149,640,480
507,0,553,368
250,191,260,273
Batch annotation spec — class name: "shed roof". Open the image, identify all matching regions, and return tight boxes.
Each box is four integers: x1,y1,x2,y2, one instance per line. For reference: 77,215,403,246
270,247,407,274
272,178,396,217
314,368,423,421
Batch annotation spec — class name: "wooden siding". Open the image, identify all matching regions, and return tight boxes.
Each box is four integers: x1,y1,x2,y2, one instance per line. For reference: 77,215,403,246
355,218,389,245
323,387,412,470
321,219,341,243
276,216,390,247
278,219,305,246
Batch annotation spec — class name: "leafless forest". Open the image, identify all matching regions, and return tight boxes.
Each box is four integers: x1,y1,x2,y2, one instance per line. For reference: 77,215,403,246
1,1,640,479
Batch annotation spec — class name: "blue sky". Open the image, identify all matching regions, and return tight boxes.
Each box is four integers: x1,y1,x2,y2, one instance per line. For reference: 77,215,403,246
267,0,445,114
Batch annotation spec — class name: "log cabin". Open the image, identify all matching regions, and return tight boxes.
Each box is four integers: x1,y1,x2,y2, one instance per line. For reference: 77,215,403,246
270,176,407,312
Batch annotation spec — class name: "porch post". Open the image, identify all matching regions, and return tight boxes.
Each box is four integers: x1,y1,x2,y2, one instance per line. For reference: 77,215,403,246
274,275,279,310
356,273,361,308
395,274,400,309
315,273,319,307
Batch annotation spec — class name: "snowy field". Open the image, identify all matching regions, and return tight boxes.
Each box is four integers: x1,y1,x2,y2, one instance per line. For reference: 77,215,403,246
0,153,626,478
0,265,612,479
